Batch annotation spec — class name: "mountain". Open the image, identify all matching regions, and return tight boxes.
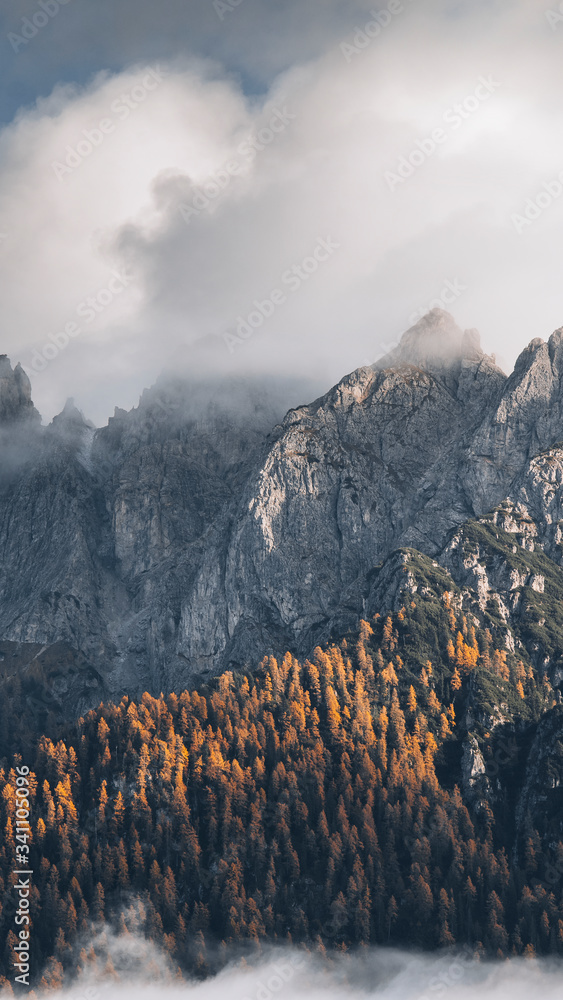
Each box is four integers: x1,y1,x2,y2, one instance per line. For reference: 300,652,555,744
5,312,563,983
1,593,562,983
2,310,563,717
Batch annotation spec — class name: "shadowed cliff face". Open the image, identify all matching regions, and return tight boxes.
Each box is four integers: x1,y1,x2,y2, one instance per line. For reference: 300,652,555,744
2,311,563,704
0,355,43,484
0,354,40,424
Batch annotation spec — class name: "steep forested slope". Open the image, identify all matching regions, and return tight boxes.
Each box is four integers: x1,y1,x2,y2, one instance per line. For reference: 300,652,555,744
2,590,563,988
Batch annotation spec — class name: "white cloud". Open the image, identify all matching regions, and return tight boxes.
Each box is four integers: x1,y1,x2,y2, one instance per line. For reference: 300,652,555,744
1,0,562,424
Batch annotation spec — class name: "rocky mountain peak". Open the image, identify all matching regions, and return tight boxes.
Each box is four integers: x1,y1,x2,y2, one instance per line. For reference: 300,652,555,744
0,355,40,425
380,309,482,373
549,327,563,363
501,327,563,393
49,398,94,450
2,318,563,704
50,398,92,430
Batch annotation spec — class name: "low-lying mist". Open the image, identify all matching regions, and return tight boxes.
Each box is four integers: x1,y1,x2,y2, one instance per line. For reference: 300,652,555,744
33,931,563,1000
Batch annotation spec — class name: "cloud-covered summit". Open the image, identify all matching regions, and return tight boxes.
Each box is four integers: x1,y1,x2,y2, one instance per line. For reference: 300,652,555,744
1,0,562,424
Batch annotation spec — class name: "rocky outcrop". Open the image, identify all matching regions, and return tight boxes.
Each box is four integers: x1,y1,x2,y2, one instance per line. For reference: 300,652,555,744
0,355,40,425
466,329,563,512
461,734,492,805
172,314,509,677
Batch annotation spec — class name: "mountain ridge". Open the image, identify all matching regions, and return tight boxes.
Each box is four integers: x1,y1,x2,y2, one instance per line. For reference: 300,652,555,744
5,309,563,980
2,310,563,713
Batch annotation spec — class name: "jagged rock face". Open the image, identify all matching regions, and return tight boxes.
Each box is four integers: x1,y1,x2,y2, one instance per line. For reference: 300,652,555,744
182,346,505,674
0,418,122,667
175,313,511,674
0,372,327,696
0,357,42,484
3,311,563,703
461,734,491,805
467,330,563,511
0,356,40,424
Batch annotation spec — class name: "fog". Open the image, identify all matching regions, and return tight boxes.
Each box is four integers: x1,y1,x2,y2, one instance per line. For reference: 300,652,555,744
34,938,563,1000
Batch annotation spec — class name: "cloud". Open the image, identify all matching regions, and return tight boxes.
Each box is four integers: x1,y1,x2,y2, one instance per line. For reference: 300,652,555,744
1,0,562,424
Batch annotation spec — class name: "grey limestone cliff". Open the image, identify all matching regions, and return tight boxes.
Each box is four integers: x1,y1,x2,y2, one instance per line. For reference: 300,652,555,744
3,311,563,711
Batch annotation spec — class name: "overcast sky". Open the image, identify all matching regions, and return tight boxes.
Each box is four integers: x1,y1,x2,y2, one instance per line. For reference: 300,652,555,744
0,0,562,424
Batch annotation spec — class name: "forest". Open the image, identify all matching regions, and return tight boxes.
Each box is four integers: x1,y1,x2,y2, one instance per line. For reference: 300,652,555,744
1,587,562,989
